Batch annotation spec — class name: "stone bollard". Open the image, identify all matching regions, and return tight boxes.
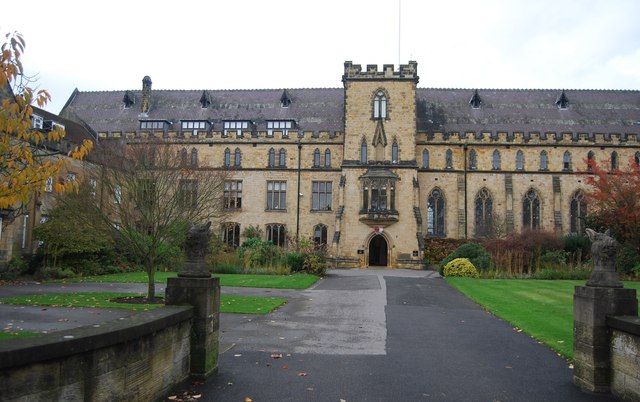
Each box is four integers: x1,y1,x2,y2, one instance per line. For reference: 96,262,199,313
573,229,638,393
165,222,220,379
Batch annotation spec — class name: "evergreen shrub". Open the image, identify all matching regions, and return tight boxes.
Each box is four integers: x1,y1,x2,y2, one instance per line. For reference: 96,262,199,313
440,242,491,273
443,258,479,278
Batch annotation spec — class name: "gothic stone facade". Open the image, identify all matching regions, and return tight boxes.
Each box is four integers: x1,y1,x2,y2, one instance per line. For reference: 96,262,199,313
60,62,640,269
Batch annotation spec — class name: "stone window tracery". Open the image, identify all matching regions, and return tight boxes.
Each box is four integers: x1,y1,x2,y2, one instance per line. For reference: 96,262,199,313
570,191,587,234
523,189,541,229
427,188,445,236
266,223,286,247
222,222,241,248
313,224,328,247
475,188,493,238
373,90,387,119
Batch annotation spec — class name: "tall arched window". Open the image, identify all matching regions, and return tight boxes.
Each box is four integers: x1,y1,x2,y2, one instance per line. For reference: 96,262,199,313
268,148,275,167
492,150,501,170
422,149,430,169
587,151,595,172
373,90,387,119
475,188,493,237
234,148,241,167
523,189,541,229
222,223,241,248
313,148,321,167
360,139,368,164
570,191,587,234
313,224,328,247
611,151,619,171
563,151,572,171
539,151,548,170
279,148,286,167
392,140,399,163
635,151,640,167
324,149,331,167
266,223,286,247
224,148,231,167
469,149,477,169
516,150,524,170
427,188,445,236
180,148,188,166
445,149,453,169
191,148,198,166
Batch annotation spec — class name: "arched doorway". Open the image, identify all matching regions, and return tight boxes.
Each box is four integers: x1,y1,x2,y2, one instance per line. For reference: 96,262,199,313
368,235,388,266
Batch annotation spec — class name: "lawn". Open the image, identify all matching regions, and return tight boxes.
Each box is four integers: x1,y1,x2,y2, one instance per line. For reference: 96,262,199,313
57,272,319,289
0,292,287,315
445,278,640,359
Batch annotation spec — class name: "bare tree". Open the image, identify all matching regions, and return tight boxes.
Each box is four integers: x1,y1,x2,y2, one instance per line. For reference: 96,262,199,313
91,139,227,299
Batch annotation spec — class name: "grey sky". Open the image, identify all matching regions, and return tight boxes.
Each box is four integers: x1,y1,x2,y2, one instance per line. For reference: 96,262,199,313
3,0,639,114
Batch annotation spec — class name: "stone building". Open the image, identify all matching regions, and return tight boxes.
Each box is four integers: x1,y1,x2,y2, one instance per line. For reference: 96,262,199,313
0,105,94,265
58,62,640,269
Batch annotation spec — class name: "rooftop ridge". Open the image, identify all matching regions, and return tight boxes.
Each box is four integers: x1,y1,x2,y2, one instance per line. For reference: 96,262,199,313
77,87,343,94
418,87,640,93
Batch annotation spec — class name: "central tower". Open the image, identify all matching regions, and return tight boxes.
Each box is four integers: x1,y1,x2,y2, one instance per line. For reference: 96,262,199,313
333,61,424,269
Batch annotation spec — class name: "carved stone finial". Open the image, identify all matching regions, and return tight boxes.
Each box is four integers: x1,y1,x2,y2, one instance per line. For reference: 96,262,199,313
585,228,622,288
179,221,212,278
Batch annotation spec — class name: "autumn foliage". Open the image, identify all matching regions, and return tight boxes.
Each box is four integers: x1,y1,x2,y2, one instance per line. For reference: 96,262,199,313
0,32,93,210
583,156,640,253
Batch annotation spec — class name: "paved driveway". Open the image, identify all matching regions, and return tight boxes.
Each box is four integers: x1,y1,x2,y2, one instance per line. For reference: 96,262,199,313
200,270,612,401
0,270,613,401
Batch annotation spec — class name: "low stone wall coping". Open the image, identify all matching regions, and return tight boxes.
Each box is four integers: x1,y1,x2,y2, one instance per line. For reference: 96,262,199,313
0,305,193,370
607,315,640,337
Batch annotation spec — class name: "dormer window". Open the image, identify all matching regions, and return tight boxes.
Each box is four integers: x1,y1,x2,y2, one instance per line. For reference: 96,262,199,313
123,91,135,108
31,114,43,129
373,91,387,119
224,121,250,138
267,120,294,138
181,120,210,136
469,89,482,109
280,89,292,108
199,91,211,109
140,120,170,130
556,90,569,110
43,120,65,132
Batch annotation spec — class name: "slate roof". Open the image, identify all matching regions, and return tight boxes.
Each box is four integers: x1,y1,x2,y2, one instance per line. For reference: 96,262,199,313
31,106,96,144
416,88,640,135
61,88,345,134
60,83,640,136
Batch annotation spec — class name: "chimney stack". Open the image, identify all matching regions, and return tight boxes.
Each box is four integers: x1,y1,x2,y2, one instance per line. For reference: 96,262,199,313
141,75,152,114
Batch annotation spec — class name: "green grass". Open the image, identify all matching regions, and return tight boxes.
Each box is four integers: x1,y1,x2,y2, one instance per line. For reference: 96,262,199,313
0,292,286,315
445,278,640,359
0,331,40,340
56,272,319,289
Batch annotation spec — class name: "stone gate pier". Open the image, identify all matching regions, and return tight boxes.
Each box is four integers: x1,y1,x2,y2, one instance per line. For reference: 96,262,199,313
573,229,639,400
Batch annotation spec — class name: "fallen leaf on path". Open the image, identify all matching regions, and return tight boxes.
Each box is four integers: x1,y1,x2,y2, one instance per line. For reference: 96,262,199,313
298,372,307,376
167,396,177,400
282,365,288,369
306,387,314,391
245,398,253,402
271,353,283,359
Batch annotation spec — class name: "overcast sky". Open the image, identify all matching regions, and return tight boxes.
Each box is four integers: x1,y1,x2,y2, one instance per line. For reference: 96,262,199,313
3,0,639,113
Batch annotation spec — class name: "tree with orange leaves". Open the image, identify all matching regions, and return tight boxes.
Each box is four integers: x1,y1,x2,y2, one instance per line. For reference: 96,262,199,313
583,155,640,255
0,31,93,211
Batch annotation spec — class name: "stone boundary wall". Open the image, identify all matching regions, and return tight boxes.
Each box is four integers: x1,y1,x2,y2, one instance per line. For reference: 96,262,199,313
607,316,640,401
0,306,193,402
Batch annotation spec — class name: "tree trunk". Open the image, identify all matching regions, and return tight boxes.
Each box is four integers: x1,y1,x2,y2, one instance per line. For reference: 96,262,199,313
147,262,156,299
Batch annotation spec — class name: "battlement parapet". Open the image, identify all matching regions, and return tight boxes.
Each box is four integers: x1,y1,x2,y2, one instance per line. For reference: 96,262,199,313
343,61,418,81
418,130,639,146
